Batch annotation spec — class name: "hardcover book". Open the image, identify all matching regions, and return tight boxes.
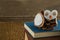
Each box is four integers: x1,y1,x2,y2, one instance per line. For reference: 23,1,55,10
24,20,60,38
25,29,60,40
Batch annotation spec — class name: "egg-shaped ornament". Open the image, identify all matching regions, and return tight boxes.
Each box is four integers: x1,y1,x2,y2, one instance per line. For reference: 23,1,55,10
34,13,44,28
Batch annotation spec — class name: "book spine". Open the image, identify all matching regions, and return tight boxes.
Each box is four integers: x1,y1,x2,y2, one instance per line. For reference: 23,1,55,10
24,23,60,38
24,24,35,38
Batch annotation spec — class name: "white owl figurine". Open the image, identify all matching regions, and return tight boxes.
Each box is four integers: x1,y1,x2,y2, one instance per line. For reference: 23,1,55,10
44,10,58,25
34,10,58,30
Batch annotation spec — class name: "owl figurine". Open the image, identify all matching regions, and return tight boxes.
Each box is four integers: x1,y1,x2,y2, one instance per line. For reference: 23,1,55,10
42,10,58,30
34,10,58,30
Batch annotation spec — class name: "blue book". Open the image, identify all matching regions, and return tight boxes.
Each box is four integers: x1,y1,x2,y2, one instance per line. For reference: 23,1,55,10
24,20,60,38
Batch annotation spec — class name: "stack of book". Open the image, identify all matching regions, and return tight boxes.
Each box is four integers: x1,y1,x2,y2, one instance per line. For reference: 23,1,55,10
24,20,60,40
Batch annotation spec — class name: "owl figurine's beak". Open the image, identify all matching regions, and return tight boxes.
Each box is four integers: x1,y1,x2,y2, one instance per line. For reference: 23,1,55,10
49,15,52,20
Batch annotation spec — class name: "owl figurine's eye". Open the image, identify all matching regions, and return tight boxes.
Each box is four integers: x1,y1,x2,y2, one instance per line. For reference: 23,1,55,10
44,10,50,20
45,13,49,16
52,10,58,17
44,10,50,16
53,13,56,16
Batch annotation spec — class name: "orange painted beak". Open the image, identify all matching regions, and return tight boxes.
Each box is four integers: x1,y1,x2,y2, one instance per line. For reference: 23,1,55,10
49,15,52,20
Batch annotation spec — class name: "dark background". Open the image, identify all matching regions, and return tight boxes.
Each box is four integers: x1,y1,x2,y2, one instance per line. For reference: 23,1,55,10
0,0,60,40
0,0,60,18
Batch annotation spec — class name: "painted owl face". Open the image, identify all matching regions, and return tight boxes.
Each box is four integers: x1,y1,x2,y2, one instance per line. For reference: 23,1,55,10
44,10,58,20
